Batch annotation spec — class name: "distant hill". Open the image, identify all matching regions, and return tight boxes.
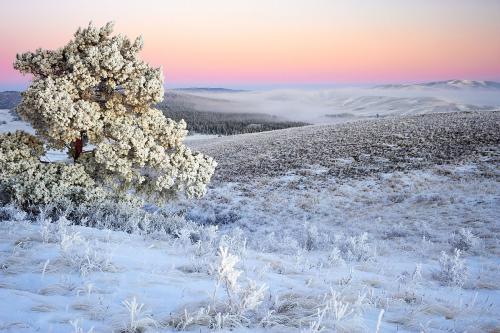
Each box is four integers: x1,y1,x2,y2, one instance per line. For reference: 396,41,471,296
0,91,21,109
158,91,309,135
376,80,500,90
173,87,247,93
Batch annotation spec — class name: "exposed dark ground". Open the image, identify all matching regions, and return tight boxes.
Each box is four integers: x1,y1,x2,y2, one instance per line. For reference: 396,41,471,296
191,111,500,183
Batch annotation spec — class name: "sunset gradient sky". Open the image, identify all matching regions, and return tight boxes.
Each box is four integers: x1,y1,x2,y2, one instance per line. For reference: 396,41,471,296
1,0,500,90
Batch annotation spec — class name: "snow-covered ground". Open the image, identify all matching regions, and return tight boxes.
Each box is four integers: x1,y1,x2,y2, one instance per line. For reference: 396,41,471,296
0,160,498,332
0,109,32,134
1,106,499,332
184,133,222,142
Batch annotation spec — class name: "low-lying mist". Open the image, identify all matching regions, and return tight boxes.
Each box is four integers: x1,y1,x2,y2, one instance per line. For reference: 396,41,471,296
178,87,500,123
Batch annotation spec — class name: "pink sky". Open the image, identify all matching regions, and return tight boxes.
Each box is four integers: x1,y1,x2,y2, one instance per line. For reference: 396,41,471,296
1,0,500,89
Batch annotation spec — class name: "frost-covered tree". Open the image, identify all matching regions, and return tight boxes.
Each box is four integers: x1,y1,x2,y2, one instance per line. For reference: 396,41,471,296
4,22,216,205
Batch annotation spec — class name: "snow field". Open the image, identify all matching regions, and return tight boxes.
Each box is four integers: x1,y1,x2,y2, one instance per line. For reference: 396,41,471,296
0,159,498,332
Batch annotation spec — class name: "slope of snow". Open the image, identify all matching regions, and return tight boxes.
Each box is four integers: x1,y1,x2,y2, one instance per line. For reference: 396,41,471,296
190,111,500,183
0,104,499,333
0,161,499,332
376,80,500,90
0,109,33,134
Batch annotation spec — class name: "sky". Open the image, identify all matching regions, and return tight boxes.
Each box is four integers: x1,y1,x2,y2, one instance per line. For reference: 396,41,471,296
1,0,500,90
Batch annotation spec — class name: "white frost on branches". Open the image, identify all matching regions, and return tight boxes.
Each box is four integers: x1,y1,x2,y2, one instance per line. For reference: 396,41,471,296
0,131,105,206
9,22,216,202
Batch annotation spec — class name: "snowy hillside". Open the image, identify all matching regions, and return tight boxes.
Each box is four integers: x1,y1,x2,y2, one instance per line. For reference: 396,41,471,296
377,80,500,90
1,111,499,332
173,86,500,123
191,111,500,183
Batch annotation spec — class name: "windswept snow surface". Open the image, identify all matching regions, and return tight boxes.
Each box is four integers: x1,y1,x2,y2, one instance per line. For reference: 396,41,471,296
1,161,499,332
0,112,499,332
0,109,32,134
191,111,500,183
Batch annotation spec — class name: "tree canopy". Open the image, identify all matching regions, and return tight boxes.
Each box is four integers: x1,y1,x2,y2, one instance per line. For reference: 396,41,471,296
6,22,216,204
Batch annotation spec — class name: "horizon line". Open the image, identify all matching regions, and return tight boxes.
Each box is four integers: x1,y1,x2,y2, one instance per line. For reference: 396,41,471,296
2,78,500,92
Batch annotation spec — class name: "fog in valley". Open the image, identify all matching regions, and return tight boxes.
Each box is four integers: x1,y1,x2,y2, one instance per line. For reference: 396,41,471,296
179,83,500,123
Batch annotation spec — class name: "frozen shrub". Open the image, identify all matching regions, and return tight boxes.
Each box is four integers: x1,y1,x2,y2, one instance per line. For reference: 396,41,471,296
219,227,247,257
59,229,116,276
120,297,157,333
56,198,187,235
262,290,366,331
397,263,422,284
177,223,218,247
170,247,267,330
323,290,355,322
259,232,300,254
186,207,240,225
436,249,467,287
304,222,320,251
301,308,327,333
213,246,242,307
328,247,346,267
449,228,480,253
382,223,408,239
338,233,374,262
14,197,193,237
39,215,55,243
71,198,145,232
0,204,27,221
69,320,94,333
302,222,332,251
413,193,446,205
141,208,187,236
175,224,219,273
236,279,268,314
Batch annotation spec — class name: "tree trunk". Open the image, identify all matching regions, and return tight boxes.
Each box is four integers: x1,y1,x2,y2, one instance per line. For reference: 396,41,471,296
73,136,83,162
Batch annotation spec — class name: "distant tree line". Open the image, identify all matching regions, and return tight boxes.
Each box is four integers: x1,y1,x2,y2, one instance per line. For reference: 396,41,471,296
157,104,309,135
1,90,310,135
0,91,21,109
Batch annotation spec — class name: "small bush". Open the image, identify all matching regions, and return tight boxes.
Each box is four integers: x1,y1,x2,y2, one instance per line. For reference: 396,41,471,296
170,247,267,330
337,233,374,262
436,249,468,287
328,247,346,267
21,198,188,236
58,225,116,277
449,228,480,253
0,204,27,221
120,297,157,333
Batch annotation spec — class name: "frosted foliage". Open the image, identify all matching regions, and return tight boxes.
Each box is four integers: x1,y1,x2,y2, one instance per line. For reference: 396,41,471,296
0,131,105,206
13,22,216,201
437,249,468,287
